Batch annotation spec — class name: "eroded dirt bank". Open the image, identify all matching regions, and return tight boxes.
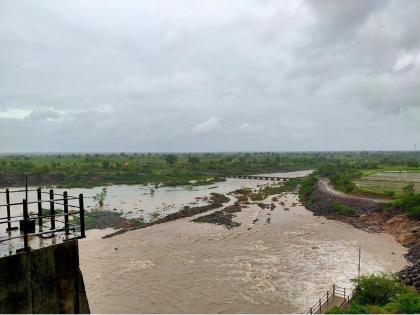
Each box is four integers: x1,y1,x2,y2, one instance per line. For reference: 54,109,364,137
79,193,406,313
308,178,420,291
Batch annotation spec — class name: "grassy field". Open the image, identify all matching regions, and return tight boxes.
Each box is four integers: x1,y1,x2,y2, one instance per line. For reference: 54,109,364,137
355,171,420,196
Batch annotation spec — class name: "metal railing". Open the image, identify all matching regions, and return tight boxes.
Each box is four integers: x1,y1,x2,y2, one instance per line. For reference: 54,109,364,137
308,284,356,314
0,187,86,255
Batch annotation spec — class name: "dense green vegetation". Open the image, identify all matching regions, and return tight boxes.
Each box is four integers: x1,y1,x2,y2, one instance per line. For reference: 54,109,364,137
388,184,420,219
0,152,316,187
298,175,319,207
0,151,419,188
327,274,420,314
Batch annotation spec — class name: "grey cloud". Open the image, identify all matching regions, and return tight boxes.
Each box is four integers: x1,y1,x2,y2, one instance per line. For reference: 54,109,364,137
0,0,419,152
28,108,62,121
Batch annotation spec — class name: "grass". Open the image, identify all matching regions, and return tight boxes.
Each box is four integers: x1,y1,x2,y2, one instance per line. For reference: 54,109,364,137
354,171,420,197
360,167,420,177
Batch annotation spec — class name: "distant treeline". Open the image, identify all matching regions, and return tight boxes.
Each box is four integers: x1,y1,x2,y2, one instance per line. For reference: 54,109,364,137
0,151,419,188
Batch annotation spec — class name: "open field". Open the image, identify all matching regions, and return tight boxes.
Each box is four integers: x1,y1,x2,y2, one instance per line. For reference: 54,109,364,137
355,172,420,196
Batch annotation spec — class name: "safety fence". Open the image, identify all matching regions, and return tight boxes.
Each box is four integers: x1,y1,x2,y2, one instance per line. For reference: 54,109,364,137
0,187,85,255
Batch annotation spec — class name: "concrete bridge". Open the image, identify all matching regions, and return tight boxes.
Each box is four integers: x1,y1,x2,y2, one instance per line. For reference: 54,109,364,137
226,175,287,181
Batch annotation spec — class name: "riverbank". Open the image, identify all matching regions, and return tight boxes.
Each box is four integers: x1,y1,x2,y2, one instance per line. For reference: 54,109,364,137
302,177,420,291
79,192,406,313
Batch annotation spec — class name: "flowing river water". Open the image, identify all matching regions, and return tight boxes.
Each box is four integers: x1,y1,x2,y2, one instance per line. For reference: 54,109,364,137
1,171,408,313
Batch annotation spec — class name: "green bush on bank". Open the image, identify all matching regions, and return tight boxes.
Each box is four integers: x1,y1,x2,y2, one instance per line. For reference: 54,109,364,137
331,202,356,216
326,274,420,314
298,175,318,205
389,184,420,220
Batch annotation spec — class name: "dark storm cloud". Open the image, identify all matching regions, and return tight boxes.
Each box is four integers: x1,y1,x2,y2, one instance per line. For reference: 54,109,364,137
0,0,419,152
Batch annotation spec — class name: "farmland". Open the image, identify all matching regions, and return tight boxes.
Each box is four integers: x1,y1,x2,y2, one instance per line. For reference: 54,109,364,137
355,172,420,196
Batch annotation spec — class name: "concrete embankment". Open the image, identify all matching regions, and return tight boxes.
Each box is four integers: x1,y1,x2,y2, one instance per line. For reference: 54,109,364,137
0,240,89,313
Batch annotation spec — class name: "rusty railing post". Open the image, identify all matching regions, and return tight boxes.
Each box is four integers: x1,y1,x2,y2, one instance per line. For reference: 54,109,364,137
309,307,312,314
333,284,335,297
344,287,346,299
23,198,29,251
319,298,322,312
37,188,43,231
79,193,85,238
327,290,329,303
63,191,69,235
6,188,11,231
49,189,55,230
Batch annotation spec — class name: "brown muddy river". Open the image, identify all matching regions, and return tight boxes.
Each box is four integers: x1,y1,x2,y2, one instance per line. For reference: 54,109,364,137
74,172,406,314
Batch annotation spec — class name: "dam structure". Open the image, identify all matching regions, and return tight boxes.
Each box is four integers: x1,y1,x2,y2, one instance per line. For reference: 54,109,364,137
0,187,90,313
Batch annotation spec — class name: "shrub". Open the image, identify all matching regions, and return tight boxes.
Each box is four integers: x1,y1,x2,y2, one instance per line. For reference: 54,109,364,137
383,291,420,314
352,274,410,306
385,190,395,197
403,183,415,196
332,202,356,216
392,193,420,219
299,175,318,201
326,274,420,314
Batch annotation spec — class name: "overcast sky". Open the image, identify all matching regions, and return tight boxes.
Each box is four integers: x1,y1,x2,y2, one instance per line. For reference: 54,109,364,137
0,0,419,152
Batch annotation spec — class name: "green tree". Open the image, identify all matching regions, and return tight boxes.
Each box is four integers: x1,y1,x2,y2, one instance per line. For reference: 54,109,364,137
164,154,177,165
407,159,419,168
188,156,200,164
352,274,409,306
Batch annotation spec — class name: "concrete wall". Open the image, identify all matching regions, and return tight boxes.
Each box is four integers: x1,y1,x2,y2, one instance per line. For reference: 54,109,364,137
0,239,90,314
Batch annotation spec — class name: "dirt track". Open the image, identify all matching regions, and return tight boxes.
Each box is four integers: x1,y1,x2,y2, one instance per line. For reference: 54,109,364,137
318,178,390,204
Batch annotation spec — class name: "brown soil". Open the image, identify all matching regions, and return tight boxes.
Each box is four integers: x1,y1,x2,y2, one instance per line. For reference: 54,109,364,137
309,178,420,291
